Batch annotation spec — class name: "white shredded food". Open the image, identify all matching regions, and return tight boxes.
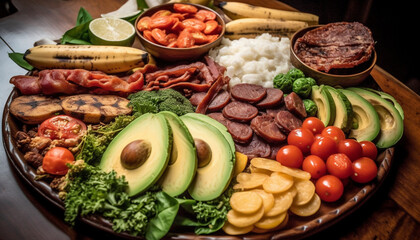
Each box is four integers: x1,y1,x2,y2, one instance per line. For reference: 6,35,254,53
209,33,292,89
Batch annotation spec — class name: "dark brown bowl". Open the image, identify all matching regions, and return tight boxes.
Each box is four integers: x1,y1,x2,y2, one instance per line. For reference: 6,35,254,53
290,25,377,87
135,3,225,62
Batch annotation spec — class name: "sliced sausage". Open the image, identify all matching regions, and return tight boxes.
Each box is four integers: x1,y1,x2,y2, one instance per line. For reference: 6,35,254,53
235,134,271,159
222,101,258,122
208,112,253,144
189,92,206,106
207,112,228,125
275,110,303,133
251,114,286,143
269,143,286,160
230,83,267,103
284,92,307,118
208,89,230,112
266,105,287,118
256,88,284,109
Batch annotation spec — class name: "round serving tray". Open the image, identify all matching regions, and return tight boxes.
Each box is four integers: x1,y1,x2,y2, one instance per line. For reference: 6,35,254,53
2,88,394,240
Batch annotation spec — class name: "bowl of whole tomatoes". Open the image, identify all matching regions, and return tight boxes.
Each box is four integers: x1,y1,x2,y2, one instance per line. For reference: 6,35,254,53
135,3,225,62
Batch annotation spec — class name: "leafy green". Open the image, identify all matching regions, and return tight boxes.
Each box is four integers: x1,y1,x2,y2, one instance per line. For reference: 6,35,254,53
61,7,93,45
137,0,149,9
76,115,136,165
303,99,318,117
285,68,305,82
8,52,33,71
273,73,293,93
128,89,195,116
292,77,317,98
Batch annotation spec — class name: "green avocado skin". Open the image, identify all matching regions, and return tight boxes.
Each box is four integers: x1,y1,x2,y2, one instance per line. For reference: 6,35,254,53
346,87,404,149
323,85,353,134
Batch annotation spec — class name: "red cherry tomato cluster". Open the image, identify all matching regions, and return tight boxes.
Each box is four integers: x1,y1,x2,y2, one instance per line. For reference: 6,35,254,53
136,4,222,48
276,117,378,202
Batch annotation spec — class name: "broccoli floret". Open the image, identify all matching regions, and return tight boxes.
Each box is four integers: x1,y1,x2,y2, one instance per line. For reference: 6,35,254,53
273,73,293,93
303,99,318,117
292,77,317,98
128,89,194,116
286,68,305,82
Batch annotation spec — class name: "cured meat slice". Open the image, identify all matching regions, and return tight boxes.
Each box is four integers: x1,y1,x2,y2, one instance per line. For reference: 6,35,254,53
294,22,375,72
256,88,284,109
235,134,271,159
230,83,267,103
266,106,287,118
189,92,206,106
284,92,307,118
251,114,286,143
207,112,253,144
207,112,228,125
275,110,302,133
222,101,258,122
208,89,230,112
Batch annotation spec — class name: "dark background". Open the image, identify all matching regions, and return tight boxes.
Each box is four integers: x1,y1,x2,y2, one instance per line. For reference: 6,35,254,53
280,0,420,95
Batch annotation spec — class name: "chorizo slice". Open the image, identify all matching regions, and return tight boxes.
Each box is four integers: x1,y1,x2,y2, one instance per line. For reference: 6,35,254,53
275,110,302,134
208,89,230,112
208,112,252,144
284,92,307,118
222,101,258,122
235,134,271,159
189,92,206,106
251,114,286,143
256,88,284,109
230,83,267,103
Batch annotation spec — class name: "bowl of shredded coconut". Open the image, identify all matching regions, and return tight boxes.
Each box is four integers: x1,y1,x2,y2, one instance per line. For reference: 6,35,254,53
209,33,292,89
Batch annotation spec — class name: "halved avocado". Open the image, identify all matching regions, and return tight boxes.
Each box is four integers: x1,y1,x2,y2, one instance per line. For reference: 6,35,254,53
361,87,404,120
310,85,336,127
158,111,197,197
323,86,353,133
180,114,235,201
347,87,404,148
99,113,172,196
338,89,380,142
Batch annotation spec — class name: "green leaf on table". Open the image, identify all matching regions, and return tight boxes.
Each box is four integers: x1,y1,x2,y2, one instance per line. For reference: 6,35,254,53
137,0,149,10
8,52,33,71
61,7,93,45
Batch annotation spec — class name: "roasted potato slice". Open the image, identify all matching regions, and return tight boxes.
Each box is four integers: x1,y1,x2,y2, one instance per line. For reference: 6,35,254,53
290,193,321,217
263,172,294,194
254,210,287,230
293,179,316,206
236,172,269,189
265,191,294,217
230,191,263,214
222,221,253,235
250,189,275,214
251,157,283,172
227,206,265,228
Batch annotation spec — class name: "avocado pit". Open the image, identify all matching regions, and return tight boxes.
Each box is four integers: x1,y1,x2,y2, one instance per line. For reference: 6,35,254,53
120,139,151,169
194,138,212,168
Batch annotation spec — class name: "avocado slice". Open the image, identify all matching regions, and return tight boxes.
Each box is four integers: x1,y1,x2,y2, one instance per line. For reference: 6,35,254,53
338,89,380,143
323,86,353,133
347,87,404,148
158,111,197,197
310,85,336,127
361,87,404,120
180,114,235,201
99,113,172,196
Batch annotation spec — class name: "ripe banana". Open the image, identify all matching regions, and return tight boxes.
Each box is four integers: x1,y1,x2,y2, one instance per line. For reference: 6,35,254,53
24,45,154,74
225,18,308,40
218,1,319,26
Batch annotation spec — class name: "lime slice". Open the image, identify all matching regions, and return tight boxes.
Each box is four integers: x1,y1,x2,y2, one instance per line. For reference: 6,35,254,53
89,18,135,46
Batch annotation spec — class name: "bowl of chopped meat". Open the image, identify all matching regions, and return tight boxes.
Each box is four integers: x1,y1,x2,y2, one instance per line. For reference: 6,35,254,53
290,22,377,87
135,3,225,62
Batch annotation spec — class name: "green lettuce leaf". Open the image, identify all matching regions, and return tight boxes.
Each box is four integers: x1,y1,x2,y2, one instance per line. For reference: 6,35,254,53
8,52,33,71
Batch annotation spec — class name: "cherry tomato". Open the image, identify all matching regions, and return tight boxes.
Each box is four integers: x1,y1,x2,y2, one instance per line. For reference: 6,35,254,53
176,28,195,48
38,115,86,140
276,145,304,168
302,155,327,179
360,141,378,160
337,139,363,161
315,175,344,202
287,127,314,154
195,9,216,21
326,153,353,179
351,157,378,183
321,126,346,144
310,136,337,161
302,117,325,135
173,3,198,14
42,147,75,175
182,18,206,32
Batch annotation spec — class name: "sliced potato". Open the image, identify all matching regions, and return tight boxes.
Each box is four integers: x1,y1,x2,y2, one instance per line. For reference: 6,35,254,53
233,152,248,177
254,210,287,230
249,164,273,175
227,206,265,228
252,213,289,233
293,179,316,206
263,172,294,194
250,189,275,214
290,193,321,217
251,157,283,172
222,221,254,235
278,165,311,180
230,191,263,214
265,191,294,217
236,172,269,189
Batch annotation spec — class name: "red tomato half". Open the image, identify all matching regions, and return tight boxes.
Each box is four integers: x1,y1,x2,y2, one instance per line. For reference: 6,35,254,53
42,147,75,175
351,157,378,183
321,126,345,144
276,145,304,168
316,175,344,202
360,141,378,160
38,115,86,140
337,139,363,161
287,127,314,154
326,153,353,179
302,117,325,135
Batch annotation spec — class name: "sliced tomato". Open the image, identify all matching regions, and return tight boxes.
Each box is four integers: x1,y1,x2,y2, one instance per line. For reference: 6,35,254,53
206,34,219,43
151,10,172,19
136,16,151,32
150,16,175,30
204,20,219,35
42,147,75,175
38,115,86,140
190,30,208,44
151,28,169,45
173,3,198,14
195,10,216,21
176,28,195,48
182,18,206,32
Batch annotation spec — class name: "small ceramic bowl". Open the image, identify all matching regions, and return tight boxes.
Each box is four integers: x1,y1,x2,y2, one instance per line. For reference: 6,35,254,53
135,3,225,62
290,25,377,87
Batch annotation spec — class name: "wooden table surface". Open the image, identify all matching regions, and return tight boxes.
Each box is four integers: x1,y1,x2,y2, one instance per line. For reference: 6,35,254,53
0,0,419,239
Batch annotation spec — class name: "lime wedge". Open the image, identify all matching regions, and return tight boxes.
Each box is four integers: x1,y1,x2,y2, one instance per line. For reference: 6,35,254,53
89,18,135,46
